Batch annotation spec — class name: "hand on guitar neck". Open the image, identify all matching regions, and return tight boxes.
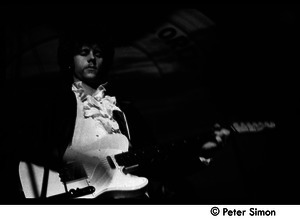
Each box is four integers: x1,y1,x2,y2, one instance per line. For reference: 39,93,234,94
198,124,231,164
113,123,231,179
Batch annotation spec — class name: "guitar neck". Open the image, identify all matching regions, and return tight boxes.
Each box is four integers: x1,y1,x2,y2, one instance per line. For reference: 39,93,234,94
113,120,277,173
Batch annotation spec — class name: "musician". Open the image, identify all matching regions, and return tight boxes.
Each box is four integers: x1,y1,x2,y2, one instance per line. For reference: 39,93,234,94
1,23,160,201
1,24,227,202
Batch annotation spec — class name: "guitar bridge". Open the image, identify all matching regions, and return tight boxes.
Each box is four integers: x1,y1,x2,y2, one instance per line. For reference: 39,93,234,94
47,186,95,199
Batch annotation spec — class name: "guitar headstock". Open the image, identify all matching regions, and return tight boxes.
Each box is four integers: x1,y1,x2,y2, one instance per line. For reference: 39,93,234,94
229,121,276,133
211,121,276,145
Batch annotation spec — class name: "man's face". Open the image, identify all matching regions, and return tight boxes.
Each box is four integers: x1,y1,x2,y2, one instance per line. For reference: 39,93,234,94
73,44,104,84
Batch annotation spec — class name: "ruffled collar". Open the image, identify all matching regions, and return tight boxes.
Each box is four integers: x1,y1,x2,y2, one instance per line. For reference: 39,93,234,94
72,81,106,101
72,81,121,134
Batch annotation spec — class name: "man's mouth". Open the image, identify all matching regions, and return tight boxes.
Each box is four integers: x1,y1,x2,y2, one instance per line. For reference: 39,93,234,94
86,66,97,70
85,66,98,73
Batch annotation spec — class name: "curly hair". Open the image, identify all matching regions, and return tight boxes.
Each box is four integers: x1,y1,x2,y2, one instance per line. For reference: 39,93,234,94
57,25,115,85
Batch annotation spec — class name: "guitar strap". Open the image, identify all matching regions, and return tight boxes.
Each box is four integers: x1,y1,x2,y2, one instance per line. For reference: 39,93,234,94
40,167,50,198
113,110,131,141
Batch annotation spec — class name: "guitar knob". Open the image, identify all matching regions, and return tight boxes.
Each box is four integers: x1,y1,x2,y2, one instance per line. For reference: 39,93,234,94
69,189,75,195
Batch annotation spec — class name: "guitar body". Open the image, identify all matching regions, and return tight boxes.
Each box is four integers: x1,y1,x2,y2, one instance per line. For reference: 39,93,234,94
19,134,148,199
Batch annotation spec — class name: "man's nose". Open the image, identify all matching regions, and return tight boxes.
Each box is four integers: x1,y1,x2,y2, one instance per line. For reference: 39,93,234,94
87,52,95,61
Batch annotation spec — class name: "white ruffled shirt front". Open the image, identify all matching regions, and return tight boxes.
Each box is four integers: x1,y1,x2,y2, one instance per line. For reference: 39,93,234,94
69,81,125,152
62,81,130,190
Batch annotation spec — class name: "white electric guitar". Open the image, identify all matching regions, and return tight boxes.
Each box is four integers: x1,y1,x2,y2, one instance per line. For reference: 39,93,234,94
19,121,276,199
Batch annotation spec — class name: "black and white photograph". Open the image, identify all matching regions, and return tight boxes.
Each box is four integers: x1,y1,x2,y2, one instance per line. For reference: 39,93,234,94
1,3,299,207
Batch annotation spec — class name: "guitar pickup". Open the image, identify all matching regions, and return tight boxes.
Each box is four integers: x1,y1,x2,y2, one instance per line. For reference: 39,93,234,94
106,156,116,169
114,152,139,167
107,154,140,174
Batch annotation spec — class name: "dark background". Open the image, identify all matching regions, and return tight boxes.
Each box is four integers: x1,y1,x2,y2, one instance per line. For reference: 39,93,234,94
1,4,299,203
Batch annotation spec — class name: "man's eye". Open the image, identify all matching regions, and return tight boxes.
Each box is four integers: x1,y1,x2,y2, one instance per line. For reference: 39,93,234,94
93,50,102,58
94,52,102,58
79,49,90,56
